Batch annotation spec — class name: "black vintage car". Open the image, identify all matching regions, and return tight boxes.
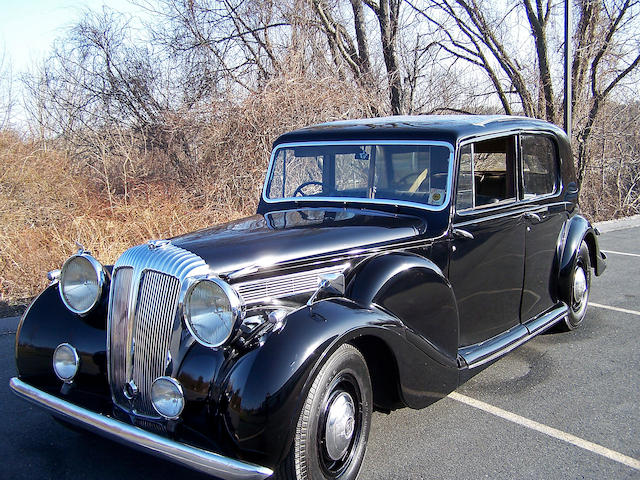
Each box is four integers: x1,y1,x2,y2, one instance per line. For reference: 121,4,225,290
10,115,606,480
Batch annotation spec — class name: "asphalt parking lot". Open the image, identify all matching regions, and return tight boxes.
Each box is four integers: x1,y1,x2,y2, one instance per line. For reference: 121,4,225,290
1,221,638,479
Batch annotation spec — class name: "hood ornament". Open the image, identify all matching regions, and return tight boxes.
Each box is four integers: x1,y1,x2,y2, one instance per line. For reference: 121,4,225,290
147,239,171,250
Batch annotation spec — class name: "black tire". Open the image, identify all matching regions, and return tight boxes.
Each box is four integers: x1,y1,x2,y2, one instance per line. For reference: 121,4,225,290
277,344,372,480
558,240,591,331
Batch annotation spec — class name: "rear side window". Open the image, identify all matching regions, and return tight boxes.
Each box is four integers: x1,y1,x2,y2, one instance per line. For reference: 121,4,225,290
521,135,558,197
455,135,517,211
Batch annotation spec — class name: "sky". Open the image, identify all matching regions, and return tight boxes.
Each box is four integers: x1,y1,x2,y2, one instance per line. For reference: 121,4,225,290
0,0,146,74
0,0,151,127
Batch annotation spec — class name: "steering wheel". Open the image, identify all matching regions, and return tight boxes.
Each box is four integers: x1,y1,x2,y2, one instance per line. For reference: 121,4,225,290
292,181,324,197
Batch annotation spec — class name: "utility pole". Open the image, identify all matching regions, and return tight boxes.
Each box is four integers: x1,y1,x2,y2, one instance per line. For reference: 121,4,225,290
564,0,572,138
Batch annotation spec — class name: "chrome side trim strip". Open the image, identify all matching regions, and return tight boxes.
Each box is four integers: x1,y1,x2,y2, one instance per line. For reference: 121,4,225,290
523,304,569,335
233,263,350,304
9,378,273,480
459,303,568,369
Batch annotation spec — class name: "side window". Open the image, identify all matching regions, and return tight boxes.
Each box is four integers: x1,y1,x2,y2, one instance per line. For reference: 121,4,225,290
456,145,473,210
521,134,558,197
456,135,517,211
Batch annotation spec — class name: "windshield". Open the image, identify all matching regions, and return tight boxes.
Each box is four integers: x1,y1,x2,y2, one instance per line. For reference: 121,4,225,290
265,142,453,208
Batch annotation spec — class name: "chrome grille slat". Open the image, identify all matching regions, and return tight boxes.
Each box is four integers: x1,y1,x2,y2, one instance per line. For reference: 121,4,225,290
107,243,209,417
234,264,348,304
108,267,133,407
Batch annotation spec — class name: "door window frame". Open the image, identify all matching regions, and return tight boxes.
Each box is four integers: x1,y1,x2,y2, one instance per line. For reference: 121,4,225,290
454,132,521,216
454,130,564,218
518,131,562,202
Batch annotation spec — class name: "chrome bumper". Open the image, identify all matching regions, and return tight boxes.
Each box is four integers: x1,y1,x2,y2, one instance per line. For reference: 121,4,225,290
9,378,273,480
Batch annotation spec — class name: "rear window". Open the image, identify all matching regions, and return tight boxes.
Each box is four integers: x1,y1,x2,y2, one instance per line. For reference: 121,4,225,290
521,135,558,197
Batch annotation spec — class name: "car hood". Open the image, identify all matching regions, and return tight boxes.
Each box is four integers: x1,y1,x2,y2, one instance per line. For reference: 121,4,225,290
170,208,428,274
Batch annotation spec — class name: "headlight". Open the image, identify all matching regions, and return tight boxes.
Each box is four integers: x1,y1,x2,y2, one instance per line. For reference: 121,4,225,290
59,253,106,315
53,343,79,383
184,278,243,348
151,376,184,419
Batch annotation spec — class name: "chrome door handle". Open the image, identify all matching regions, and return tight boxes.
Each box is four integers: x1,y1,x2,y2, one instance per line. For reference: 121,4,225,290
452,228,474,240
523,212,541,222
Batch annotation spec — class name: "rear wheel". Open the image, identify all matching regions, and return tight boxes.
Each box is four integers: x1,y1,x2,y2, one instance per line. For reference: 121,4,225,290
277,344,372,480
558,240,591,331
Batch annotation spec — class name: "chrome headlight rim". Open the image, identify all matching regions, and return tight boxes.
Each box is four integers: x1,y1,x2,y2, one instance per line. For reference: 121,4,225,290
58,253,106,315
183,277,244,348
53,343,80,383
150,376,185,420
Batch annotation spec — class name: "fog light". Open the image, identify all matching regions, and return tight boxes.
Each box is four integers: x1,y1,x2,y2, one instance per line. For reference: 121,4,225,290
53,343,79,383
151,377,184,419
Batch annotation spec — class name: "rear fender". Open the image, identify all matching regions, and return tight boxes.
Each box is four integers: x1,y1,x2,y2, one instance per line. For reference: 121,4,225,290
557,215,606,304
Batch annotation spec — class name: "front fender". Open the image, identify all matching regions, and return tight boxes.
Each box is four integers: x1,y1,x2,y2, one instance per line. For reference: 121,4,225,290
220,297,459,468
220,299,401,467
557,215,606,304
15,284,110,400
347,252,459,365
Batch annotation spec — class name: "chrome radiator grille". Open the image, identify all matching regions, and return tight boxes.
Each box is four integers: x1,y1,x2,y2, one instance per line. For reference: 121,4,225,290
130,271,181,414
107,243,209,417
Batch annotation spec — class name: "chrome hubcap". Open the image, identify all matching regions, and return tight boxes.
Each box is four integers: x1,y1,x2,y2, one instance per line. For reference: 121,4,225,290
573,267,588,305
324,391,356,461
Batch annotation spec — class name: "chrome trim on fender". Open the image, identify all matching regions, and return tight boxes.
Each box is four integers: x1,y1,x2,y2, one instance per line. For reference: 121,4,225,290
233,263,350,304
9,378,273,480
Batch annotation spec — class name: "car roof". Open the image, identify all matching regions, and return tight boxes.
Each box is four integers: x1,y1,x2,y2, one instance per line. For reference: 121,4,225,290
273,115,567,146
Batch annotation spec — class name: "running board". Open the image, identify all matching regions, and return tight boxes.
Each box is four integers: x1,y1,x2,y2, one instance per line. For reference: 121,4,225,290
458,304,568,369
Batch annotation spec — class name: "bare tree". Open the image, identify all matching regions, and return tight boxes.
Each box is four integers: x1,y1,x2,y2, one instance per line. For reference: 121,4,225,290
310,0,409,114
409,0,640,196
0,47,13,130
572,0,640,189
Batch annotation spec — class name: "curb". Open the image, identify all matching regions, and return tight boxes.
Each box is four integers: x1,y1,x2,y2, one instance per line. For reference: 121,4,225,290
0,316,20,335
594,214,640,233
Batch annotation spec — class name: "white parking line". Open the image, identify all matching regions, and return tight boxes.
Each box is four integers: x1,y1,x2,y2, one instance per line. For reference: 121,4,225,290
601,249,640,258
591,302,640,317
449,392,640,471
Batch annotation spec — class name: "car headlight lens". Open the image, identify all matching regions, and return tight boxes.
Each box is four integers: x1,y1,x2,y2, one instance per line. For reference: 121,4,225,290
151,377,184,419
59,254,105,315
53,343,80,383
184,278,242,348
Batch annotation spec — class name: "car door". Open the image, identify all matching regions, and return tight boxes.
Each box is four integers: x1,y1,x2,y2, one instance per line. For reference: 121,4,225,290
449,134,526,347
519,133,567,321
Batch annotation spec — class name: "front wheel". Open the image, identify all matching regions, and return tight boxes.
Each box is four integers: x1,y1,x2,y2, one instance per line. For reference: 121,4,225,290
277,344,372,480
558,240,591,331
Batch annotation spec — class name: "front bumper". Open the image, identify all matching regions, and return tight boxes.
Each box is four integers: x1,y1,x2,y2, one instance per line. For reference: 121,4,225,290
9,377,273,480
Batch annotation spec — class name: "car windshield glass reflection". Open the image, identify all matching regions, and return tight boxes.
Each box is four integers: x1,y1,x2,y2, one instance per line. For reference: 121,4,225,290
266,143,452,207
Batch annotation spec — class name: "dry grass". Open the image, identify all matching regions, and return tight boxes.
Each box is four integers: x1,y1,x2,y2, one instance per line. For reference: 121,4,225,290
0,74,378,309
0,131,243,308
